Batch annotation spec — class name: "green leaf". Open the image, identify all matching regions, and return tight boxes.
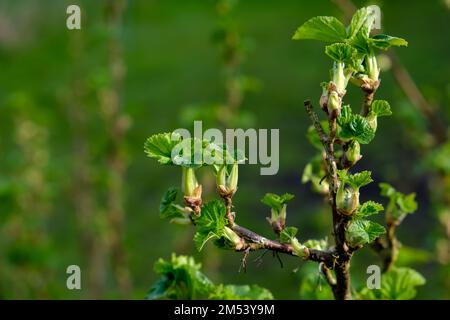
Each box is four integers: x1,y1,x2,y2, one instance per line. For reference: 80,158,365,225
396,193,417,214
147,254,215,300
260,193,295,212
148,254,274,300
359,267,425,300
193,201,228,251
346,219,385,246
302,156,329,194
379,183,418,218
341,170,373,189
303,238,328,251
280,226,298,243
325,43,357,63
292,16,347,42
341,116,375,144
348,30,371,55
159,188,184,220
144,132,182,165
338,104,353,124
348,7,370,38
306,121,329,150
379,182,396,197
355,201,384,218
337,105,375,144
370,100,392,117
369,34,408,50
171,137,210,169
210,284,274,300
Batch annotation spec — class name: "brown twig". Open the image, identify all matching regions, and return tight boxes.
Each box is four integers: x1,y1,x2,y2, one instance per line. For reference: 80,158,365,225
231,224,338,267
305,99,353,300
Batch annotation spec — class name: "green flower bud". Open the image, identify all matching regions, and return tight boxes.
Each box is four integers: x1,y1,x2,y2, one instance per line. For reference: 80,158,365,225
216,164,227,188
291,238,306,258
182,167,198,197
366,55,380,81
332,62,346,93
267,205,286,235
336,183,360,216
367,114,378,131
216,162,239,196
327,91,341,116
319,82,329,110
350,73,371,87
346,140,361,164
223,226,243,249
227,162,238,194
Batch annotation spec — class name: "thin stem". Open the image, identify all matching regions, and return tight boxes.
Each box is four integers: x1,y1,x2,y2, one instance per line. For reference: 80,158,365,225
231,224,337,266
305,100,352,300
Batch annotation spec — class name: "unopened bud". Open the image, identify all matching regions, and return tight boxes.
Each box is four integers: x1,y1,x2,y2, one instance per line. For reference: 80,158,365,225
328,91,341,118
291,238,306,257
223,226,244,250
227,162,238,194
367,114,378,131
337,184,360,216
182,167,198,197
346,140,362,164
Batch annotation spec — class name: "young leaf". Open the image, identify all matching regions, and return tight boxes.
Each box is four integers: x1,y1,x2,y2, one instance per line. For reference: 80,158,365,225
325,43,357,63
144,132,182,165
346,219,385,246
193,201,228,251
337,105,375,144
379,182,418,219
348,7,370,38
348,30,371,55
306,121,329,150
171,137,210,168
261,193,295,212
210,284,274,300
338,105,353,124
159,187,184,220
303,238,328,251
302,156,329,194
396,193,417,214
370,100,392,117
341,170,373,189
292,16,347,42
369,34,408,50
280,226,298,243
147,254,215,300
354,201,384,218
379,182,396,197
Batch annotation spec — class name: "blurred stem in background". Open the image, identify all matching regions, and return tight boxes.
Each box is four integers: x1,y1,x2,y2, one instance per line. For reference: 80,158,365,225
215,0,246,125
332,0,450,298
67,0,131,298
100,0,131,296
68,30,108,298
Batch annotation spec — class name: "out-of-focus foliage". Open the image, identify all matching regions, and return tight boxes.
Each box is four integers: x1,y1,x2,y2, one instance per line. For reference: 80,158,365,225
358,267,425,300
0,0,448,299
147,254,273,300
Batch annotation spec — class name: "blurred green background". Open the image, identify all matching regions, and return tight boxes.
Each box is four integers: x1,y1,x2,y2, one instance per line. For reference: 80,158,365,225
0,0,448,299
